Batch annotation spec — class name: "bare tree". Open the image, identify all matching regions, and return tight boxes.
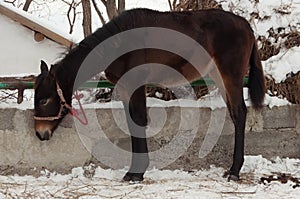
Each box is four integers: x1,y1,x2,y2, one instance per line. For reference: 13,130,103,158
90,0,126,25
61,0,81,34
60,0,126,37
168,0,177,11
103,0,118,19
83,0,127,37
100,0,125,20
82,0,92,37
117,0,125,14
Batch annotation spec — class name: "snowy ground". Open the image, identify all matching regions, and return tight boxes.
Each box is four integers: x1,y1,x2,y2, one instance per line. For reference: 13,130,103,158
0,156,299,198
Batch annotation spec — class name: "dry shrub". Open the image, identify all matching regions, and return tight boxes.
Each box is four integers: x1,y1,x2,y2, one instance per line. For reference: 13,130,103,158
146,87,176,101
194,85,209,98
260,28,299,104
146,85,209,101
258,35,281,61
252,5,299,104
283,30,300,49
258,28,299,61
266,72,300,104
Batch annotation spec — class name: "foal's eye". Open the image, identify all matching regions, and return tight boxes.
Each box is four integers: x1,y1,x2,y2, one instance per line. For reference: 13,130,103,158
39,98,49,106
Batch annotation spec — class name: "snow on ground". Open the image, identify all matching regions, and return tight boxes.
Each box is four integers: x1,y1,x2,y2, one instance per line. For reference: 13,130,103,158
0,156,299,198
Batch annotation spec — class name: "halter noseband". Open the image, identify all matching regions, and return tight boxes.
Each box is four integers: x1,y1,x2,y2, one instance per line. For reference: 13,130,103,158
34,82,72,121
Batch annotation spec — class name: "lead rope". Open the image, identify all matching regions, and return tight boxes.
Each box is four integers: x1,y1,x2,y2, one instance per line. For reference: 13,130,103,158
57,82,88,125
69,91,88,125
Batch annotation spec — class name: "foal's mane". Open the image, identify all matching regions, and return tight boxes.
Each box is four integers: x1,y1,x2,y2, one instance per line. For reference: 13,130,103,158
45,8,177,84
55,9,138,65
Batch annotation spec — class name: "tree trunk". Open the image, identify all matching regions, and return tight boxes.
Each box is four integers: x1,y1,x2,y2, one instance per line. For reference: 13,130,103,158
99,0,126,20
118,0,125,14
23,0,33,11
82,0,92,37
106,0,118,20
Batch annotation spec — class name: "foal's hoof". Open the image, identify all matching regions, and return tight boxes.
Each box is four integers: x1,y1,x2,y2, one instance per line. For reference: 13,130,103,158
123,172,144,182
223,171,239,182
227,174,239,182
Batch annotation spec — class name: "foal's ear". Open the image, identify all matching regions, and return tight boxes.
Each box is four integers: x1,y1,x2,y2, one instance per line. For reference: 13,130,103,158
49,64,58,77
40,60,49,73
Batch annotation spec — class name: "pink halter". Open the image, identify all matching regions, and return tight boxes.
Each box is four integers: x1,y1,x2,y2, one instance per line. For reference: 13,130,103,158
34,82,88,125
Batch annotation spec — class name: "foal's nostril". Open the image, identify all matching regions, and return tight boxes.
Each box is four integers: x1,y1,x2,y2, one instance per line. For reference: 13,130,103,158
36,131,43,141
36,131,51,141
44,131,50,140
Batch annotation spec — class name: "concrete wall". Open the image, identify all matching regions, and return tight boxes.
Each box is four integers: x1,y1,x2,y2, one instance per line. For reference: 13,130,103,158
0,105,299,173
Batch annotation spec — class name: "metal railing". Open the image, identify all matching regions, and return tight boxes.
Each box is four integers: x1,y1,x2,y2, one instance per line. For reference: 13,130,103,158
0,77,249,103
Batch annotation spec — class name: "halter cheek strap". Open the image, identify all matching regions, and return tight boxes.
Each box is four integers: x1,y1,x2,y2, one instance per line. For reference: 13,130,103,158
34,82,88,125
34,82,72,121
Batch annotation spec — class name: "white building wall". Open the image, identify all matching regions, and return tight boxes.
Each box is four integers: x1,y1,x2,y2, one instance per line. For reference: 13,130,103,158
0,14,65,76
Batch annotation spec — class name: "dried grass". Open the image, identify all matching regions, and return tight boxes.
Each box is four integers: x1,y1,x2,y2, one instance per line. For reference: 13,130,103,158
258,28,299,61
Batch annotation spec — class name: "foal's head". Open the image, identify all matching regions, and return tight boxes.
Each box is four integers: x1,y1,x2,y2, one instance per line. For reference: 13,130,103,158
34,61,69,141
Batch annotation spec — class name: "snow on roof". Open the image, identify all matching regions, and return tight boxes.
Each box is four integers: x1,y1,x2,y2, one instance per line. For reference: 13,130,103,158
0,1,73,47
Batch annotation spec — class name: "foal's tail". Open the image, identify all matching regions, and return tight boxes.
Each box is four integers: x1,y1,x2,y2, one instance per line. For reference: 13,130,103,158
248,42,266,110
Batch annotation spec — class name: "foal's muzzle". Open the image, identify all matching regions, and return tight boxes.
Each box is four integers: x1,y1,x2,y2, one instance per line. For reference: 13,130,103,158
36,130,52,141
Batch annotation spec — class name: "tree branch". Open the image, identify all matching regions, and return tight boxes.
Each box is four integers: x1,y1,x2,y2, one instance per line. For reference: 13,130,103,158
23,0,33,11
62,0,77,34
117,0,125,14
106,0,118,20
91,0,106,25
4,0,17,7
100,0,107,7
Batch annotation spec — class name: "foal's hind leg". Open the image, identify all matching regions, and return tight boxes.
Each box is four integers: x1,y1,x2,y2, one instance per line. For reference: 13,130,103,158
119,85,149,182
222,79,247,181
209,69,246,180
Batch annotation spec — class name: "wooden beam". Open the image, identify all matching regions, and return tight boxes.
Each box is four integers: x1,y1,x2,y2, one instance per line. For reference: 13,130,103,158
0,4,73,47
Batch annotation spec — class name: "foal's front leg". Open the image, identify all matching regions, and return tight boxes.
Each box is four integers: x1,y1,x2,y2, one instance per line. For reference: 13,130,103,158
122,86,149,182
